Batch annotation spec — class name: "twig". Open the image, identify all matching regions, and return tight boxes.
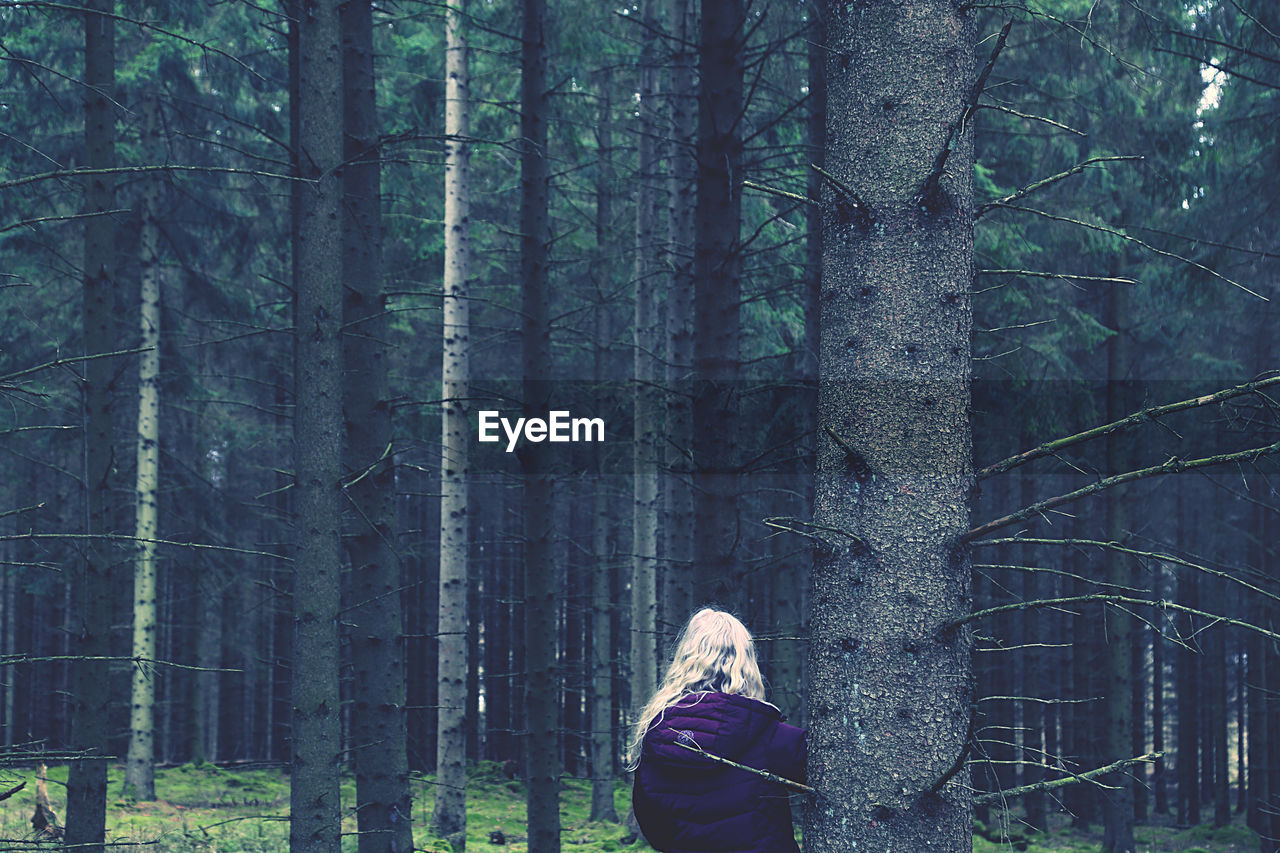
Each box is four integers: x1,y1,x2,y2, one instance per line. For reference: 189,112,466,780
975,537,1280,608
673,741,815,795
743,179,813,206
977,375,1280,478
941,594,1280,644
973,753,1161,805
986,203,1267,301
976,103,1086,136
968,440,1280,540
975,155,1143,218
919,19,1012,209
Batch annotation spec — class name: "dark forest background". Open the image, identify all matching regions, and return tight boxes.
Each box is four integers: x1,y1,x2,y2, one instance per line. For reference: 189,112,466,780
1,0,1278,851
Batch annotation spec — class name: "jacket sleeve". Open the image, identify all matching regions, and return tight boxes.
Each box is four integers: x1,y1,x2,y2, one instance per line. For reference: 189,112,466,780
767,722,807,785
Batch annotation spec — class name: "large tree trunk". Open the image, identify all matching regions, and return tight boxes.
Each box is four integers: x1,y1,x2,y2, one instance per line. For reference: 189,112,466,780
124,93,164,803
521,0,559,848
692,0,744,606
290,0,344,846
65,2,117,848
804,2,975,851
433,0,472,847
341,2,415,851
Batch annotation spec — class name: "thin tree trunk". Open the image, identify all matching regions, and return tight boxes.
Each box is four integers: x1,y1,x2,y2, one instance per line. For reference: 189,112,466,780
631,0,661,727
65,1,117,847
663,0,695,638
692,0,744,606
521,0,558,847
589,76,618,822
340,2,415,850
432,0,472,845
1103,283,1134,853
804,3,975,850
1177,570,1200,826
1153,563,1167,815
124,93,164,803
291,0,344,846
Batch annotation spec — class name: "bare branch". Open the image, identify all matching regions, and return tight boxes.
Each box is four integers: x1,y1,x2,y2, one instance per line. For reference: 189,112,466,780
973,753,1162,806
975,156,1143,218
977,375,1280,479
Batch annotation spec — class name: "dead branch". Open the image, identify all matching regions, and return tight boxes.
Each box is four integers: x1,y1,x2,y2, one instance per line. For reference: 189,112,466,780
941,594,1280,645
976,156,1143,218
673,742,815,795
978,374,1280,478
973,753,1161,806
967,439,1280,540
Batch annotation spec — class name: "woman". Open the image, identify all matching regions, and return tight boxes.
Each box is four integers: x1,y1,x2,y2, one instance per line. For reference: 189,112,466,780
629,607,806,853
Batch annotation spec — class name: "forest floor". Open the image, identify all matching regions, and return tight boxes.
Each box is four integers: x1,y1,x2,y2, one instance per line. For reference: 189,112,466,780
0,761,1261,852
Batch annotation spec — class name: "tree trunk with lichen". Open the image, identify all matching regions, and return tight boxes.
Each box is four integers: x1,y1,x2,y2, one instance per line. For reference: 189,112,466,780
804,2,976,851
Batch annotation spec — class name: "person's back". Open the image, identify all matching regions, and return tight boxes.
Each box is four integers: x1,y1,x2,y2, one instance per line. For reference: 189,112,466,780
629,608,806,853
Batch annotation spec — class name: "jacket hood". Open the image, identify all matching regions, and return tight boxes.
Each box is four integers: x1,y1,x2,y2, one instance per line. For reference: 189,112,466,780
644,692,784,767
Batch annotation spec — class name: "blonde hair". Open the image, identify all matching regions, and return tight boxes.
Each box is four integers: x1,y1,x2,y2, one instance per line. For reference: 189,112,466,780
626,607,766,769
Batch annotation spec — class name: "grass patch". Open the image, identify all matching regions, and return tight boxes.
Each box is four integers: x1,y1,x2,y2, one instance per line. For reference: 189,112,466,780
0,764,1262,851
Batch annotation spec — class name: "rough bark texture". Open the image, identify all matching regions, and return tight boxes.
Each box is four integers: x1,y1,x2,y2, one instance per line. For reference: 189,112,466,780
124,93,164,804
692,0,744,605
65,2,116,848
804,2,976,851
521,0,559,849
433,0,471,845
291,0,344,847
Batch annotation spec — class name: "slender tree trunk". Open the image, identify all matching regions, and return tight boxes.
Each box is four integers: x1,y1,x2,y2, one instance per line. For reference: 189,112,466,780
588,75,619,821
65,1,117,847
340,2,415,850
662,0,696,635
1153,563,1168,815
804,3,975,850
124,93,164,803
631,0,661,724
1177,570,1200,826
291,0,344,846
1103,284,1134,853
692,0,744,607
431,0,472,845
521,0,558,847
1021,472,1047,832
1210,577,1230,827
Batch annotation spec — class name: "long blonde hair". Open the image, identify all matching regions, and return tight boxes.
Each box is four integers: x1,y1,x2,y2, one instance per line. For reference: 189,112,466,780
627,607,766,769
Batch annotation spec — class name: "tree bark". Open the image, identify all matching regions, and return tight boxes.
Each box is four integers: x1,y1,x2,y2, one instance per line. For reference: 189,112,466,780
663,0,696,637
589,75,618,823
65,1,117,848
340,2,415,850
1103,283,1134,853
521,0,558,848
291,0,344,846
804,3,976,850
631,0,661,728
692,0,744,606
124,92,164,803
431,0,471,846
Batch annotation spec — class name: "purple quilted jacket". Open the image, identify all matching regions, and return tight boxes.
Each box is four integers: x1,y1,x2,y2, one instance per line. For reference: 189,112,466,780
633,692,807,853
